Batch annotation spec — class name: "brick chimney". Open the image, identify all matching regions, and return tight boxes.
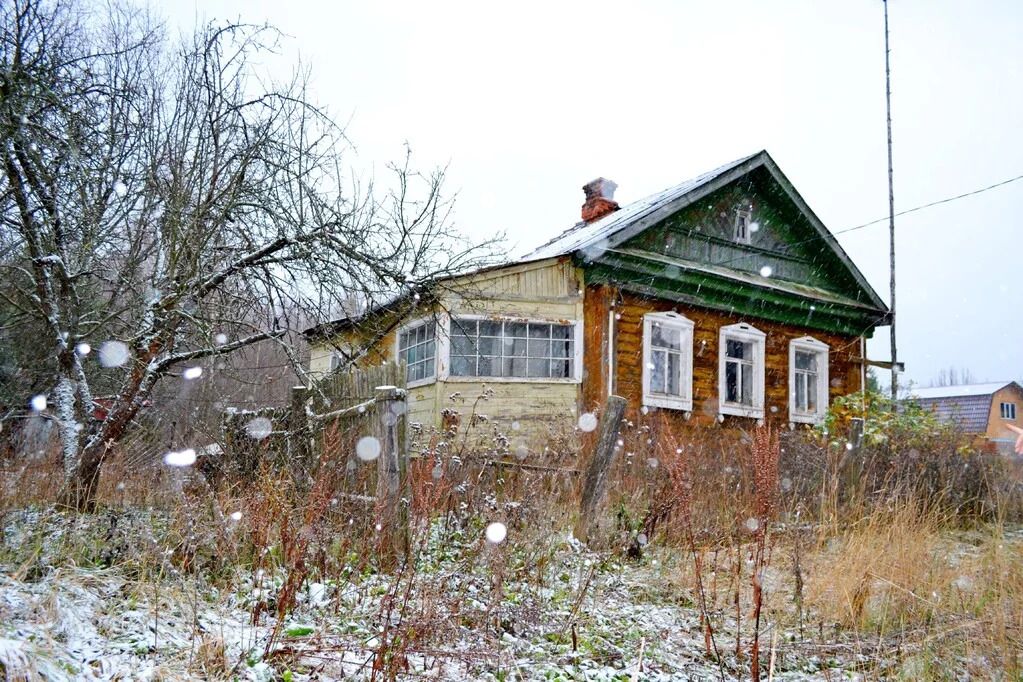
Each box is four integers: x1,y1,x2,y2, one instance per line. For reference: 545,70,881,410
581,177,619,223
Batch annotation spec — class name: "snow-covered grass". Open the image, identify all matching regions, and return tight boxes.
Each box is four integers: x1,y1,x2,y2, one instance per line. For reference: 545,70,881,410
2,416,1023,680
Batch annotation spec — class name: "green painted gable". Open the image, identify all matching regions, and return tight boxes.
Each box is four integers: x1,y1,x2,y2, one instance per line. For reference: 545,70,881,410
575,162,888,337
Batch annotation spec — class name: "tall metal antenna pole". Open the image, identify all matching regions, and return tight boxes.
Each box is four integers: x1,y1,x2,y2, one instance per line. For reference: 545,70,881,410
884,0,898,405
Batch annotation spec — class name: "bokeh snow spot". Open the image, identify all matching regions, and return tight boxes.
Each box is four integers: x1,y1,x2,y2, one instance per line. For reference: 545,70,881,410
759,265,773,278
229,511,242,521
485,522,507,544
164,448,197,467
98,340,130,367
745,518,760,533
577,413,598,432
356,436,381,461
182,366,203,380
113,181,128,197
245,417,273,440
30,395,47,411
215,333,228,345
76,342,91,356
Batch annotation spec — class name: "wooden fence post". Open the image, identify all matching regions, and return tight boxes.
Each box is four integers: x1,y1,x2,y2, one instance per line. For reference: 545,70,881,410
375,385,409,561
574,395,628,544
290,385,311,473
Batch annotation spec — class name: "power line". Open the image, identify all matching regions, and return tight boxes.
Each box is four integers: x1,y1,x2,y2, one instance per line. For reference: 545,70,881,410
836,171,1023,237
707,169,1023,269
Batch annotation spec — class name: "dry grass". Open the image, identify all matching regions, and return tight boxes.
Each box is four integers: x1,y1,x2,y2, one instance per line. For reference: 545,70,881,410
2,400,1023,680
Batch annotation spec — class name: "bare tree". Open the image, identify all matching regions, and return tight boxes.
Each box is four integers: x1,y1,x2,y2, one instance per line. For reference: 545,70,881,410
930,365,977,388
0,0,499,509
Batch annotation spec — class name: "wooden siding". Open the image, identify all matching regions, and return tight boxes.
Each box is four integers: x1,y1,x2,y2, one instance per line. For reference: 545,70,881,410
986,384,1023,441
309,258,585,442
584,285,862,428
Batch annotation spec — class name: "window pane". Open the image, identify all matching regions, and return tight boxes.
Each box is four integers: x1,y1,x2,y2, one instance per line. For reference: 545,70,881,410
552,325,571,340
504,357,527,377
479,320,502,337
406,345,417,364
527,358,549,377
725,361,738,402
478,337,500,356
807,373,817,411
451,335,475,356
651,350,666,393
527,339,551,358
478,356,498,377
423,340,435,361
505,322,527,338
551,359,571,378
667,352,681,396
726,339,751,360
741,363,753,405
651,323,682,350
552,339,571,358
795,351,817,371
452,320,477,339
795,374,806,410
399,331,409,351
528,323,551,339
508,337,527,357
451,355,473,376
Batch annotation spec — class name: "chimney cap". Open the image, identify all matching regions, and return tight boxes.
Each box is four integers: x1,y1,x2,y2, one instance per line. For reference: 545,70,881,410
583,177,617,201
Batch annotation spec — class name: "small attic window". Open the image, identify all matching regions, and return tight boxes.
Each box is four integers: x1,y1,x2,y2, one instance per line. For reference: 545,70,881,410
734,209,752,245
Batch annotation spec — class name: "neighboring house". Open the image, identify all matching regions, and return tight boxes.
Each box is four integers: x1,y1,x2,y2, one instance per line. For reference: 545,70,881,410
304,151,889,443
906,382,1023,454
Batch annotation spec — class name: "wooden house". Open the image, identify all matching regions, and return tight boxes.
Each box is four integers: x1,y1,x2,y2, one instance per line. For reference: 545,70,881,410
304,151,889,442
907,382,1023,455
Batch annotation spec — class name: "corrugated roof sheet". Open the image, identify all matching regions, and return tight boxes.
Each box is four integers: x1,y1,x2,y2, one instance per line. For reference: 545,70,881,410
907,382,1013,399
909,394,993,433
525,152,760,260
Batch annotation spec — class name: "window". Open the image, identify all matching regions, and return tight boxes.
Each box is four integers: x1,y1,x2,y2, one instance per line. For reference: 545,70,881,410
718,323,765,418
789,336,829,423
734,208,752,245
449,318,576,379
329,351,344,372
1001,402,1017,420
397,319,436,385
642,312,694,411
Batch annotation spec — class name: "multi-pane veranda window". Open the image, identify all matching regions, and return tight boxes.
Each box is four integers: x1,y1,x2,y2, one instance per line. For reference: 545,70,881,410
792,351,819,413
724,339,755,405
398,320,436,384
450,319,574,378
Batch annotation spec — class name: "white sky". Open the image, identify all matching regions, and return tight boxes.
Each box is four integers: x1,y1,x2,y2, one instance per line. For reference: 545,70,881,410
159,0,1023,389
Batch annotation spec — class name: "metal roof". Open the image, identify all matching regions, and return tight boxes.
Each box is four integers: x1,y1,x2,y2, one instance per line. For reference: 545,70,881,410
526,153,759,260
907,382,1015,399
524,150,888,316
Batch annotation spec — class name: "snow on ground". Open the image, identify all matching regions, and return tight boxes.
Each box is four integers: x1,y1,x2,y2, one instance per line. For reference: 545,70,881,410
0,511,867,681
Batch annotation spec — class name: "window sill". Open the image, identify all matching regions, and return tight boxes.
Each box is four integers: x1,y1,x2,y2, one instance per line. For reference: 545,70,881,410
442,375,581,385
643,395,692,412
789,411,824,425
408,377,437,389
720,403,765,419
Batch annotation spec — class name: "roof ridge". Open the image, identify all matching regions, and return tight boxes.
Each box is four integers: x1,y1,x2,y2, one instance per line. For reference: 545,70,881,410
525,151,763,260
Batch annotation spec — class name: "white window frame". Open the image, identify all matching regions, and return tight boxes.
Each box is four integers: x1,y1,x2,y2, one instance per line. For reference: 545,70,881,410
1001,402,1017,420
718,323,766,419
641,312,694,412
788,336,830,424
734,208,752,245
395,317,437,388
438,314,583,384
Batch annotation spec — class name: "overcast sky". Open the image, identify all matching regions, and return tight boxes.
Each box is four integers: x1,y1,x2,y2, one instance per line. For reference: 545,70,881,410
160,0,1023,390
